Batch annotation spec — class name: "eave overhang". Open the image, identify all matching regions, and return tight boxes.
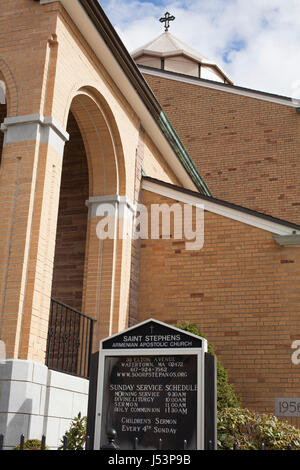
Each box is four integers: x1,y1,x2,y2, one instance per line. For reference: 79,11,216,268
273,234,300,247
142,176,300,236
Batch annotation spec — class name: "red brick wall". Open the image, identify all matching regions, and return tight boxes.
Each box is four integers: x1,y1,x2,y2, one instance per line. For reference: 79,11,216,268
51,112,89,312
143,74,300,224
138,189,300,426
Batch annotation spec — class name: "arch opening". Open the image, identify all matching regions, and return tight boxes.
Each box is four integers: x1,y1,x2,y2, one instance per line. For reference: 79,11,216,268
0,78,7,166
51,110,89,311
48,110,89,376
48,90,126,376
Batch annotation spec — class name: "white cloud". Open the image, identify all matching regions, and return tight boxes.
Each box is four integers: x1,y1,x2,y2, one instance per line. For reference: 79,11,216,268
100,0,300,97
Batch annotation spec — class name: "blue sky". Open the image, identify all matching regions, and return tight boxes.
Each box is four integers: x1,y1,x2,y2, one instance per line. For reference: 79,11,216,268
99,0,300,98
221,38,247,64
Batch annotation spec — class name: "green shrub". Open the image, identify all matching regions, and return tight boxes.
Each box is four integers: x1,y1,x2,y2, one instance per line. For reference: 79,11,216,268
175,322,239,410
13,439,49,450
218,407,300,450
58,413,87,450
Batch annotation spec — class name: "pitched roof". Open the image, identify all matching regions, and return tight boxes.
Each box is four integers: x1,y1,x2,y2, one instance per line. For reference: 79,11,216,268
132,32,232,84
132,32,209,62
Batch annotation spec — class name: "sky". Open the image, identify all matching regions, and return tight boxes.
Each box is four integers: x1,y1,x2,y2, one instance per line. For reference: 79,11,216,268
99,0,300,99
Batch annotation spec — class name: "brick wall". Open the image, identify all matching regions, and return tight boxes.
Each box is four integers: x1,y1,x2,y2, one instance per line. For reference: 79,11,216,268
0,0,195,360
143,74,300,224
51,112,89,312
0,104,6,164
138,189,300,426
143,131,181,186
128,129,144,326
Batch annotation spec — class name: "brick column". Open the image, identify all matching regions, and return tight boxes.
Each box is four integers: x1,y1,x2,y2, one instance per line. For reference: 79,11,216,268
0,114,69,362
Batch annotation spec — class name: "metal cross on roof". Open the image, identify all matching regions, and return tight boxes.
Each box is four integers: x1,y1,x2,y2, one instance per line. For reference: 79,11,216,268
159,12,175,32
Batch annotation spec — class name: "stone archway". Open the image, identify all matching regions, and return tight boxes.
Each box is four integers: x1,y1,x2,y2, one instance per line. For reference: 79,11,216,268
68,87,126,197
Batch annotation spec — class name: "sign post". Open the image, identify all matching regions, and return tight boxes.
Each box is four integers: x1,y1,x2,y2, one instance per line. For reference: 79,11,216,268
92,319,208,450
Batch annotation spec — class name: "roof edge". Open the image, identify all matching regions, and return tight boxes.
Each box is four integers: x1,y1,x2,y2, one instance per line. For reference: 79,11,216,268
142,176,300,232
138,65,298,106
78,0,161,117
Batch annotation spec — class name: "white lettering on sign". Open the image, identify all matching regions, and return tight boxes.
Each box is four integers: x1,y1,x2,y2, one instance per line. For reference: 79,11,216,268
144,335,181,342
123,336,143,342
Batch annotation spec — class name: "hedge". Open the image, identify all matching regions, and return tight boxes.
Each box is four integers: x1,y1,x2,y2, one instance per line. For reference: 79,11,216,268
218,407,300,450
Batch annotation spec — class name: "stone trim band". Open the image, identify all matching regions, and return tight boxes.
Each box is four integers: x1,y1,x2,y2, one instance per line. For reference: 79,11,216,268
1,114,69,155
86,195,136,220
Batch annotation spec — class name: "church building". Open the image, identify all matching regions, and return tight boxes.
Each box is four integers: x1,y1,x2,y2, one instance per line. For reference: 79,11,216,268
0,0,299,449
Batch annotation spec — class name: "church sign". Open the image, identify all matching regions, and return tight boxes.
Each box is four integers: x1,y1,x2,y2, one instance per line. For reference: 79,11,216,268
93,319,208,450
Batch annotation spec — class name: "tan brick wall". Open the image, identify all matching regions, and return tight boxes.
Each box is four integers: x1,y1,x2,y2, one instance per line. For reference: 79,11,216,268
128,128,144,327
0,1,182,361
128,128,182,327
138,189,300,426
143,74,300,224
0,0,57,117
0,1,64,361
143,132,181,186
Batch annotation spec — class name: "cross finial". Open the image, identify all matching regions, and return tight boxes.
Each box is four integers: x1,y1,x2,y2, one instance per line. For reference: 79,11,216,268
159,12,175,32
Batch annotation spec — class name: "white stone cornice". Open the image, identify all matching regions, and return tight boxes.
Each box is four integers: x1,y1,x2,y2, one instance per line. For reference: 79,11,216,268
273,234,300,247
1,114,69,155
86,195,136,220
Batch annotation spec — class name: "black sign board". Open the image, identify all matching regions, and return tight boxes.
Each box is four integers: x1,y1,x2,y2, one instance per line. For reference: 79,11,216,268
94,319,206,450
102,320,202,350
100,354,197,450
